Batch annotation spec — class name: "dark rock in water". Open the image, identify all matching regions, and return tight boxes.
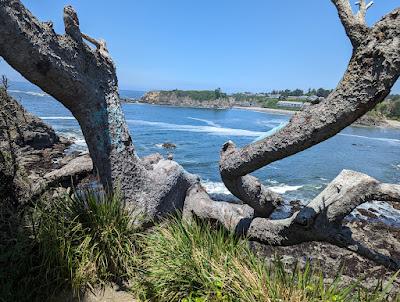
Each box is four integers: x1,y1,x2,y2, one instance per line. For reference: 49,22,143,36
162,142,176,149
289,199,302,214
358,208,379,219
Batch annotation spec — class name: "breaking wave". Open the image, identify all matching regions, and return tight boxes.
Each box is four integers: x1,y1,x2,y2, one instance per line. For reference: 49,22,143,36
9,90,48,97
187,117,221,127
339,133,400,144
268,185,303,194
126,119,265,137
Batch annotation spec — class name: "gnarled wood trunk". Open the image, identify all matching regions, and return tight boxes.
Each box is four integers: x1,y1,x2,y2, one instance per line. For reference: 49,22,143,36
0,0,197,222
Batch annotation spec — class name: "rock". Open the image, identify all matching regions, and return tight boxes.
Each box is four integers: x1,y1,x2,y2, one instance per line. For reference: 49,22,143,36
0,89,60,150
0,89,81,207
251,220,400,294
162,142,176,149
140,91,235,109
353,114,388,127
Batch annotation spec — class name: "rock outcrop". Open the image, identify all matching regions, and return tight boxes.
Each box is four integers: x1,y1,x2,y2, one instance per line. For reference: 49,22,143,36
140,91,236,109
0,88,91,207
251,219,400,293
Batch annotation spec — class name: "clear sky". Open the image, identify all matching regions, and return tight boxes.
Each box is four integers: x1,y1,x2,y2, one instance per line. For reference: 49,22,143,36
1,0,399,93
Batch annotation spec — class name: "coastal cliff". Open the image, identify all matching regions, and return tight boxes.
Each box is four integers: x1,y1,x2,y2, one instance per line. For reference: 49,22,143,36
140,91,236,109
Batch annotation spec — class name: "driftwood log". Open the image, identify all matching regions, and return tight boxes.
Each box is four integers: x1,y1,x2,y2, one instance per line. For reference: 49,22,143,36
0,0,399,269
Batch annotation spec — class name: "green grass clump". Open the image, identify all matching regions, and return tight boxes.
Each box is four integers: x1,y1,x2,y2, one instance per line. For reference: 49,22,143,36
134,217,398,302
0,190,140,301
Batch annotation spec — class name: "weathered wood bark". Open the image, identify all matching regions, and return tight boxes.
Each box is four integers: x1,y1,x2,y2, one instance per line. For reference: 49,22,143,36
0,0,197,222
183,183,254,234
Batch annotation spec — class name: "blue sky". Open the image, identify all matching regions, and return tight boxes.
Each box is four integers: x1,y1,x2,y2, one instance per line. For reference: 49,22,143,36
1,0,399,93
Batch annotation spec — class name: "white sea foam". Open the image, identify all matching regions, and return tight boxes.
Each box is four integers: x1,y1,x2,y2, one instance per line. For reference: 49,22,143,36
187,117,221,127
202,181,231,195
339,133,400,144
268,185,303,194
126,119,265,137
40,116,76,120
201,181,237,202
74,139,87,147
9,89,48,97
202,180,303,197
155,143,163,148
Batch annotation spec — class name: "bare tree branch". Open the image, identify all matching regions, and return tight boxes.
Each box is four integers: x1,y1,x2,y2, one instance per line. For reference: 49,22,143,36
331,0,370,47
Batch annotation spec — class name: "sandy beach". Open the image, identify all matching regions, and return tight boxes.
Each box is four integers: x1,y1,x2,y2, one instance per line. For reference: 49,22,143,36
233,106,295,115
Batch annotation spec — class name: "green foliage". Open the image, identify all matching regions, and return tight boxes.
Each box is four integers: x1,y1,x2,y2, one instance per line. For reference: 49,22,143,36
0,190,140,301
132,217,397,302
160,89,228,101
369,95,400,120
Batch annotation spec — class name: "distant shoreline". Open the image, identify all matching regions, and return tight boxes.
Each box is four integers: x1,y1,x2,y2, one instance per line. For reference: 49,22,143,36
129,101,400,129
232,106,295,116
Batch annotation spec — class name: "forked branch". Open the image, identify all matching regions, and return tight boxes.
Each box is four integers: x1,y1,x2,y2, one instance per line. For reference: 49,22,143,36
331,0,372,47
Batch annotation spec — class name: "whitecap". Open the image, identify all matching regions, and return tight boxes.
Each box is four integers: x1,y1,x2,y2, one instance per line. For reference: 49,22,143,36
74,139,87,147
9,89,48,97
201,181,237,202
155,143,163,148
268,185,303,194
202,181,231,195
187,117,221,127
339,133,400,144
126,119,265,137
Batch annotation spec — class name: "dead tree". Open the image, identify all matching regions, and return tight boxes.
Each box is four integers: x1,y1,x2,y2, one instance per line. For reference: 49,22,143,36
1,0,400,269
0,0,198,223
186,0,400,269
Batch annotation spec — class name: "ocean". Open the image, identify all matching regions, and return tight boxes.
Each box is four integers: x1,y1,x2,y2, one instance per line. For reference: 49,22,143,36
9,88,400,224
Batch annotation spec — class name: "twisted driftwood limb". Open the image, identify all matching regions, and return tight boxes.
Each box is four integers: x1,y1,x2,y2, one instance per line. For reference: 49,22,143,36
0,0,197,223
219,0,400,227
248,170,400,269
30,154,94,200
187,170,400,269
220,141,282,218
183,183,254,234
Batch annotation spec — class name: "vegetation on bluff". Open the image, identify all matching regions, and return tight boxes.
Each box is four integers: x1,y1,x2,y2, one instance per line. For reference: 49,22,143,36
158,88,228,101
371,95,400,121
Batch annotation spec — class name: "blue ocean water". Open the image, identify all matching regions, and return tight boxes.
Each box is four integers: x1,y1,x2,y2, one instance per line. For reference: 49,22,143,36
9,89,400,222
